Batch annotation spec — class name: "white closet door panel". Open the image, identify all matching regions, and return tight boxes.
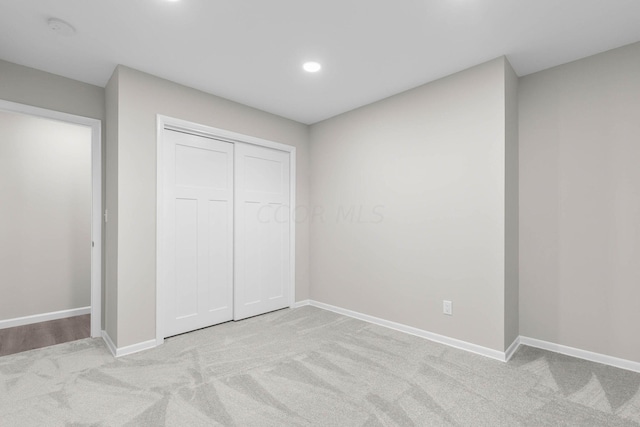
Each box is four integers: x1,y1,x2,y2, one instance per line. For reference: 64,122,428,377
264,210,285,299
207,199,232,312
163,129,234,338
235,143,290,320
242,201,263,306
175,144,228,188
174,198,199,319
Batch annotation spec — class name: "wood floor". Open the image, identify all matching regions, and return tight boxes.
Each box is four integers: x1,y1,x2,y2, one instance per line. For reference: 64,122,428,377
0,314,90,357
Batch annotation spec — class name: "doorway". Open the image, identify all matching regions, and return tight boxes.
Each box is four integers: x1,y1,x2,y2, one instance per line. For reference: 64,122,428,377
0,100,102,356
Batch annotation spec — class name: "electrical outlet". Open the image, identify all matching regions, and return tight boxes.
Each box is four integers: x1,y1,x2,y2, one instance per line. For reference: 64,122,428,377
443,300,453,316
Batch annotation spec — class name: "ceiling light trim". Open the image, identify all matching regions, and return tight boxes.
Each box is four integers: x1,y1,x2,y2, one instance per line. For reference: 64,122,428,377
303,61,322,73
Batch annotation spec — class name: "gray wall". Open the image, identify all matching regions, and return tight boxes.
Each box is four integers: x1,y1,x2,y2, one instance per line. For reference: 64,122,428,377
108,66,310,347
0,110,91,320
504,60,520,349
0,59,105,121
519,42,640,362
105,69,119,343
309,58,516,352
0,59,106,326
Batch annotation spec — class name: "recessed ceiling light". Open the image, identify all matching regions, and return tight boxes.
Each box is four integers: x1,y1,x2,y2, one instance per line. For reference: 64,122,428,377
303,61,322,73
47,18,76,37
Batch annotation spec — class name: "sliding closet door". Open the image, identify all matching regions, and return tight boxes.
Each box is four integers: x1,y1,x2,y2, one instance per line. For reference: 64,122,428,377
162,129,234,337
234,143,291,320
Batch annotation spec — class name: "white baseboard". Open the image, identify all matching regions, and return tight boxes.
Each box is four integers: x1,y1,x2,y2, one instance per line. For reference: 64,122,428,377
0,306,91,330
504,336,521,362
99,302,640,372
291,299,311,309
519,336,640,374
306,300,509,362
297,302,640,371
101,330,157,358
115,339,157,357
101,330,117,356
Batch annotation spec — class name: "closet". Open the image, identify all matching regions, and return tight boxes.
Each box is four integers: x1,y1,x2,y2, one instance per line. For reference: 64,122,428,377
160,127,292,339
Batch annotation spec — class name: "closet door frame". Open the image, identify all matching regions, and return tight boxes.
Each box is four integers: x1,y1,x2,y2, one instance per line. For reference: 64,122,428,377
155,115,296,346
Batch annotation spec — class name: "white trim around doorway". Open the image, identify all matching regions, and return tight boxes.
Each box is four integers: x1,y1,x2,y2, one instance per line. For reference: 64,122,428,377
0,99,103,338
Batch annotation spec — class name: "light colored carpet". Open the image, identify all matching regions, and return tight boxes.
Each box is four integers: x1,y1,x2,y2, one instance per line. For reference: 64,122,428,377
1,306,639,426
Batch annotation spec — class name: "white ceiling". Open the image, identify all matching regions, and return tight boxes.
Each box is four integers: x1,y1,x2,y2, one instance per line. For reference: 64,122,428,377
1,0,640,124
